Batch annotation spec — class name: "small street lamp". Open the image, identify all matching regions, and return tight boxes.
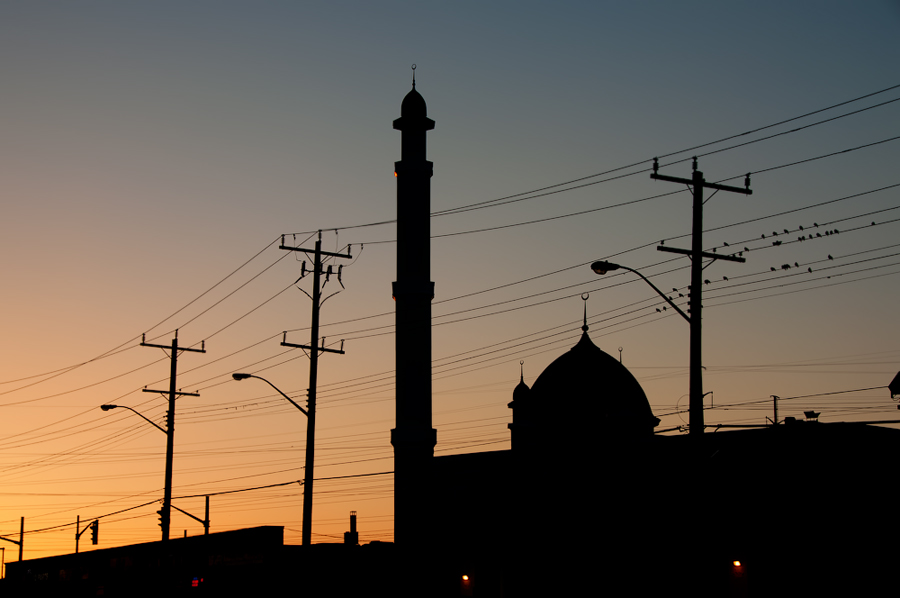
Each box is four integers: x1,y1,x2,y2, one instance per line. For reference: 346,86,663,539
591,261,690,323
101,404,167,434
232,373,314,545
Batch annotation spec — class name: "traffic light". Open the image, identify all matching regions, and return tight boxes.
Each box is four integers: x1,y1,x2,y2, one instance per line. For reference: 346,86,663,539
157,508,169,529
90,520,99,545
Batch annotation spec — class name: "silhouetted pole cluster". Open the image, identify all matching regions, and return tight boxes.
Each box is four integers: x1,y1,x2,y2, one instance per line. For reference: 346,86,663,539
279,231,351,545
651,157,751,435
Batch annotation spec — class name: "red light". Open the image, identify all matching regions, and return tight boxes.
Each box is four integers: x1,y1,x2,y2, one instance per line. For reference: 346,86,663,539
733,560,742,568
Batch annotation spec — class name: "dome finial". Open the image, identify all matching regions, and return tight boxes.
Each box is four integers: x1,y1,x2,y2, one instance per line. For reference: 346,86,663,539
411,64,417,89
519,360,525,382
581,293,590,332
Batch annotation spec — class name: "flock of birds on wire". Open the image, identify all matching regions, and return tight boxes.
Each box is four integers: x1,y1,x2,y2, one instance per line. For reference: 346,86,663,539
649,218,879,314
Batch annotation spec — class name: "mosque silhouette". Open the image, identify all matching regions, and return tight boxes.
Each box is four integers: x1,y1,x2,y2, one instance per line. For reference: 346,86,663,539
390,79,900,597
5,80,899,598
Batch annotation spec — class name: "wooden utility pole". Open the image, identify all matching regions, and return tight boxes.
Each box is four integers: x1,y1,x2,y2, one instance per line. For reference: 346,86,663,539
280,230,351,545
651,157,751,435
141,330,205,541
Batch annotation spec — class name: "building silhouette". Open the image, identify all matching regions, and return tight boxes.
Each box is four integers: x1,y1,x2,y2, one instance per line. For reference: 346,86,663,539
390,82,900,597
5,81,899,598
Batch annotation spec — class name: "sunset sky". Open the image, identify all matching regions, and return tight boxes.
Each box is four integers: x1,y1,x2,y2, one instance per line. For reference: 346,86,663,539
2,1,900,563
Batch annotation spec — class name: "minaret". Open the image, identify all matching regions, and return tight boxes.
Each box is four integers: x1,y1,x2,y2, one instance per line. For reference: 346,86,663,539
391,73,436,547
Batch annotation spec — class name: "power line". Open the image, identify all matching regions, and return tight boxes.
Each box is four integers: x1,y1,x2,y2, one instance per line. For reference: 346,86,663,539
309,82,900,230
355,135,900,245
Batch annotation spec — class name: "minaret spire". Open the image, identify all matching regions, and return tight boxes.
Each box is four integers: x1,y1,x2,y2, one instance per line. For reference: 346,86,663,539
582,293,590,332
411,63,416,89
392,76,435,549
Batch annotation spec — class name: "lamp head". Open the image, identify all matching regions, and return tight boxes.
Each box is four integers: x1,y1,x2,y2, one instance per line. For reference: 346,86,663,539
591,261,620,275
100,405,118,411
232,373,253,381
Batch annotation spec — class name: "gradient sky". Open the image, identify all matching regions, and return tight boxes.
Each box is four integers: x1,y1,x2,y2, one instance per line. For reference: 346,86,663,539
2,1,900,561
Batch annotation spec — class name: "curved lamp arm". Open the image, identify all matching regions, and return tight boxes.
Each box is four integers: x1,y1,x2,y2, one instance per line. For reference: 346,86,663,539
232,373,308,416
591,261,691,324
100,404,167,434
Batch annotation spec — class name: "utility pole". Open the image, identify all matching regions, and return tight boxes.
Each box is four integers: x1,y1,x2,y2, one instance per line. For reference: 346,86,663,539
279,231,352,546
651,157,751,435
141,330,205,541
768,395,780,427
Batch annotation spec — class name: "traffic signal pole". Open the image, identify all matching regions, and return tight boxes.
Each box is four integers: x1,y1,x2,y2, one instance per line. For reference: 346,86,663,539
651,157,751,435
0,518,23,562
75,516,100,553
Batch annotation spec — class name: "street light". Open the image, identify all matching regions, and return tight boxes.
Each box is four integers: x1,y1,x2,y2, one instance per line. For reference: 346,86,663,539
100,404,167,434
591,261,690,323
99,403,172,537
232,373,314,545
591,260,704,434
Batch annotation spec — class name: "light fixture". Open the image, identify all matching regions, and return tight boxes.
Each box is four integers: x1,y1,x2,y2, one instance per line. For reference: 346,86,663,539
591,260,620,275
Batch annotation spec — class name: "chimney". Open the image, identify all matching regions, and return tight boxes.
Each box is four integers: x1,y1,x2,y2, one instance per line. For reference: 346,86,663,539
343,511,359,546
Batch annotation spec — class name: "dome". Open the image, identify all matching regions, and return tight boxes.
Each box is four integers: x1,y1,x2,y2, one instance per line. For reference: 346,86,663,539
400,86,428,119
528,330,659,438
